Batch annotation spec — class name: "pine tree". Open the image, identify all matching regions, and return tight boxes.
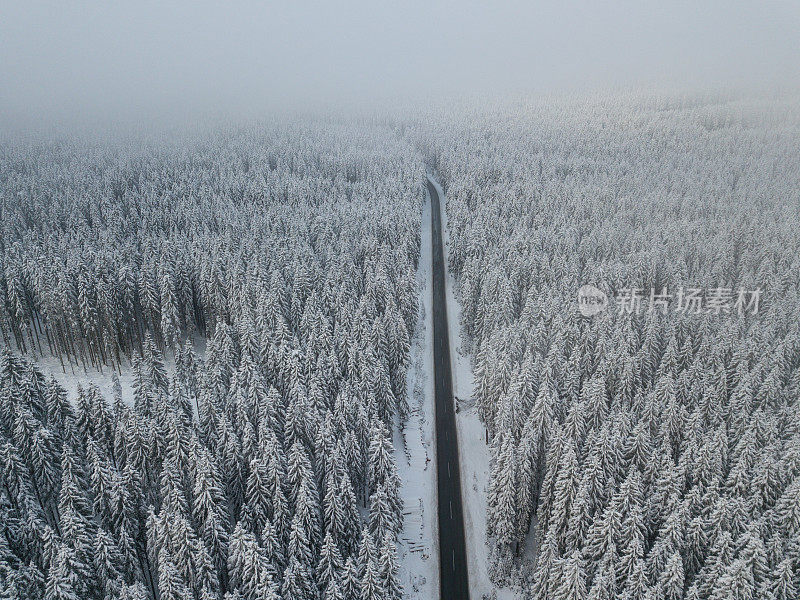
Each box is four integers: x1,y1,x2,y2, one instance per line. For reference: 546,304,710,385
340,556,360,600
773,557,796,600
655,552,684,600
317,530,343,593
554,549,587,600
378,531,402,600
487,434,518,553
193,447,230,588
709,558,755,600
44,544,81,600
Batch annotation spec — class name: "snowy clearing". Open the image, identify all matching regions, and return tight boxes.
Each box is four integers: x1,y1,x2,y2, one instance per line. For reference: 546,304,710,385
28,335,207,407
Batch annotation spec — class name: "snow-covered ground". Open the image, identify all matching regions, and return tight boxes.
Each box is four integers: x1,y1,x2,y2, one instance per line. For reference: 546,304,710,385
31,353,141,405
395,192,439,599
431,175,517,600
28,338,206,406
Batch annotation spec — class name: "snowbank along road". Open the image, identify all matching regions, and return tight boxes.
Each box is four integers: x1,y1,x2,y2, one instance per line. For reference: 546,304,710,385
428,176,470,600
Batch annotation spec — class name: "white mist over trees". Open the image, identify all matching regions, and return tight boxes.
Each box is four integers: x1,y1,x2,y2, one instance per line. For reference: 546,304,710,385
433,92,800,599
3,1,800,121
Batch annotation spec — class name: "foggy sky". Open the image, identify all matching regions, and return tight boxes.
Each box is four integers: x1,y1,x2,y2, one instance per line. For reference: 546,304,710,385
2,0,799,122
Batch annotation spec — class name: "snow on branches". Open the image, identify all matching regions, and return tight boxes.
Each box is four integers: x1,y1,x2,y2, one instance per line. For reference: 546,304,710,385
0,119,423,600
437,92,800,599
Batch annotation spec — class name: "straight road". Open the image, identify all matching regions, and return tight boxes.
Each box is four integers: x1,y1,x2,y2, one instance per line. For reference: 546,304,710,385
428,177,470,600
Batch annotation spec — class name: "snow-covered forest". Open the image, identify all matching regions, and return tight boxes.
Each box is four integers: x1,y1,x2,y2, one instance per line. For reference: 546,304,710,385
2,90,800,600
435,93,800,599
0,121,425,599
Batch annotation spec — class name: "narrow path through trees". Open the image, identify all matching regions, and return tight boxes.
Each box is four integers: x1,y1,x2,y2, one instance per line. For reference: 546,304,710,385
428,176,470,600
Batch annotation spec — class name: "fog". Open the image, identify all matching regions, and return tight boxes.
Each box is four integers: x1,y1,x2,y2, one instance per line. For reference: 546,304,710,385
2,0,799,123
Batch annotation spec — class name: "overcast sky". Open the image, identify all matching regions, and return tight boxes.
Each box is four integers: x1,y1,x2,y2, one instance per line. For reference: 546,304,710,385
2,0,799,122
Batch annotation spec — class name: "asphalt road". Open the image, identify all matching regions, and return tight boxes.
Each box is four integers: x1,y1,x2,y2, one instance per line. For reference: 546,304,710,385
428,177,470,600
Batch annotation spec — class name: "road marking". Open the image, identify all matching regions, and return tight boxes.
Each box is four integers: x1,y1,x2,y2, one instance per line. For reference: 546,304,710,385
450,500,453,519
447,461,451,478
